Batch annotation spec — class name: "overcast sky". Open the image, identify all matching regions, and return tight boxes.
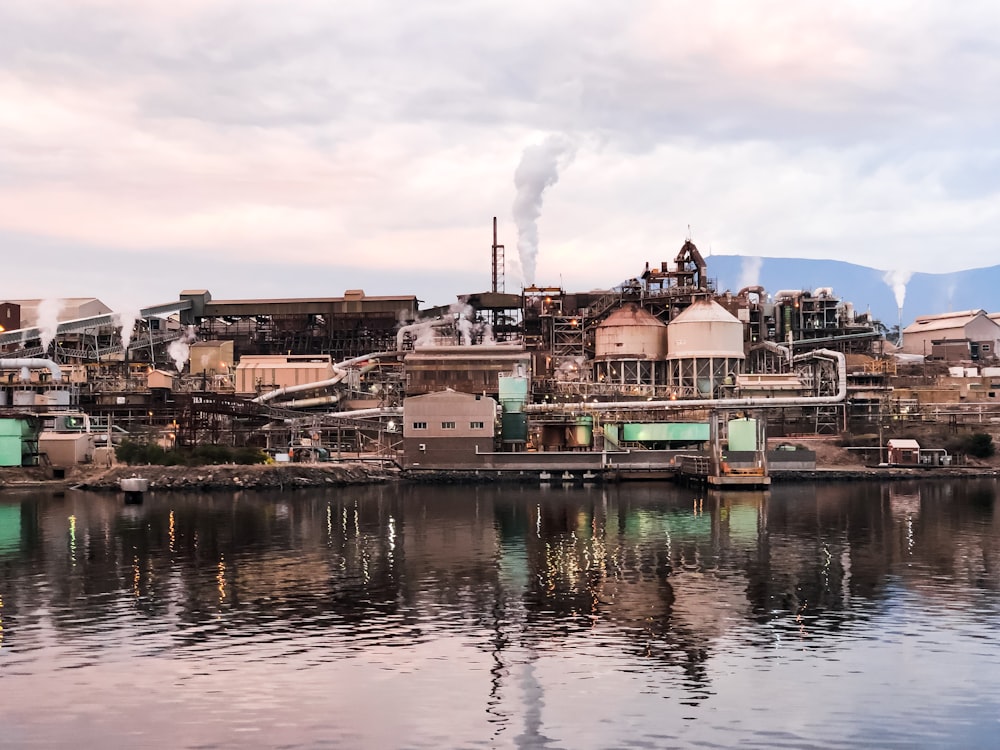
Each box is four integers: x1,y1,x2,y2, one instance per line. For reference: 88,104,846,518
3,0,999,314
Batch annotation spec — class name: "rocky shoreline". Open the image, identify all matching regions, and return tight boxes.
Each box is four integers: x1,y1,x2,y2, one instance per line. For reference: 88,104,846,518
0,462,396,492
770,467,1000,482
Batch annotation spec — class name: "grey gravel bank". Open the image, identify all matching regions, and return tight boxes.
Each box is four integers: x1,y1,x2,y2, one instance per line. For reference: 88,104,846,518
77,463,397,491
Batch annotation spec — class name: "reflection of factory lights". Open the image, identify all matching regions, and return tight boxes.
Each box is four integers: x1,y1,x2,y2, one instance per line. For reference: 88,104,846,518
68,515,77,565
168,510,176,554
217,556,227,601
388,515,396,562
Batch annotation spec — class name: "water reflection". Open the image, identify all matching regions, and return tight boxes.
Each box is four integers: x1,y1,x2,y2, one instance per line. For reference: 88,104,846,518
1,480,999,748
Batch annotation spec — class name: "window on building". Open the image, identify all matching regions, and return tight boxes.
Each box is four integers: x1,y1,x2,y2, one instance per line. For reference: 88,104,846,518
442,421,456,429
984,344,992,353
412,421,427,429
470,421,485,429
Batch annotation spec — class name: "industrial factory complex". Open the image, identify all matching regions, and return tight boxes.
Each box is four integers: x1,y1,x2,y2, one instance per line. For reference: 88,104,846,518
2,234,999,481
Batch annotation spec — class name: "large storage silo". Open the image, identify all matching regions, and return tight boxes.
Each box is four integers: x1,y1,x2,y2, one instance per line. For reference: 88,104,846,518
593,304,668,387
666,300,745,397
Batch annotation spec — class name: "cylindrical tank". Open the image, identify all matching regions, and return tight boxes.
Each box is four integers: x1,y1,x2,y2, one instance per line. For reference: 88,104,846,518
501,412,528,443
594,304,667,360
566,416,593,448
666,300,745,358
666,300,746,397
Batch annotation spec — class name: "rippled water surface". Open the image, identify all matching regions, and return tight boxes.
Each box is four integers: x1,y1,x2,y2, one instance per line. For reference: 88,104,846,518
2,480,1000,748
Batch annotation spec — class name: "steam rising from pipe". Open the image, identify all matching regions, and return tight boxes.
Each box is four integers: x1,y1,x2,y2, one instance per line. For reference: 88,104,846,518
512,135,575,286
37,298,65,352
738,256,763,290
396,302,498,349
167,326,198,372
114,308,140,352
882,269,911,310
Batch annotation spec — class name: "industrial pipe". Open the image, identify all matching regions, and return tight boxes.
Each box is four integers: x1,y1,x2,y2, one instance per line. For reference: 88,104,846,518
525,349,846,413
253,353,399,403
756,340,793,366
278,394,341,409
325,406,403,419
0,358,63,382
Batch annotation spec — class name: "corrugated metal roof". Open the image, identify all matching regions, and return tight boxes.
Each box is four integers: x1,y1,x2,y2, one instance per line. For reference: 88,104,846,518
598,304,665,328
887,439,920,449
903,310,996,334
913,309,984,322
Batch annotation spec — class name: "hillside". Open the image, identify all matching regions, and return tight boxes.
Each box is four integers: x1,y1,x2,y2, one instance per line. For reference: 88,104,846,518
706,255,1000,328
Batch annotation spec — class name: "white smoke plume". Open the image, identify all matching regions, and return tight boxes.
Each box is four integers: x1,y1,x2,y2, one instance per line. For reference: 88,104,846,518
451,302,474,346
167,325,198,372
882,269,912,310
114,308,140,353
37,298,65,353
512,134,575,286
396,303,499,349
415,321,440,347
944,276,957,311
738,256,763,290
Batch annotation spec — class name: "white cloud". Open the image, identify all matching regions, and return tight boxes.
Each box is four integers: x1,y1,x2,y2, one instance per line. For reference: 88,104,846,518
2,0,1000,313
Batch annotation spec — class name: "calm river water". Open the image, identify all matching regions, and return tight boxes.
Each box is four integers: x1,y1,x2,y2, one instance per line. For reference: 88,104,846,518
2,480,1000,749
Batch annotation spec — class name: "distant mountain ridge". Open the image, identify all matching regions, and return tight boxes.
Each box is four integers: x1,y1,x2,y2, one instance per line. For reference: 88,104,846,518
705,255,1000,328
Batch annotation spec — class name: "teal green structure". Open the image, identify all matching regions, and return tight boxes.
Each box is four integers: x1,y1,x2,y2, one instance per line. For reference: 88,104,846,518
0,418,34,467
621,422,709,445
727,418,759,452
0,504,21,555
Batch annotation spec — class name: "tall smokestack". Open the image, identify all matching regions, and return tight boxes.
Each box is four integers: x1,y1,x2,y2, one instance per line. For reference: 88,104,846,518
491,217,504,294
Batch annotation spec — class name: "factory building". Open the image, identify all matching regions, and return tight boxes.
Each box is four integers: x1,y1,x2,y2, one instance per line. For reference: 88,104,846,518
901,310,1000,361
402,391,497,469
0,232,899,453
403,346,531,397
181,289,419,361
3,298,113,328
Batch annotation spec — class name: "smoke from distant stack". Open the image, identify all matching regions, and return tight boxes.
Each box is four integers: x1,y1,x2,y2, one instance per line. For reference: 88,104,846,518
512,135,575,286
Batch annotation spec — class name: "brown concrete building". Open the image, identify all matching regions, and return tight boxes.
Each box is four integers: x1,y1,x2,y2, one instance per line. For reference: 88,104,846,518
402,390,497,469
